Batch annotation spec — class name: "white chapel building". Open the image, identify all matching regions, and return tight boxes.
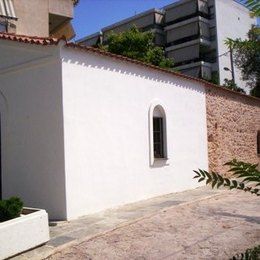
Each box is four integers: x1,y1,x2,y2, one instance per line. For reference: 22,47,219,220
0,34,209,220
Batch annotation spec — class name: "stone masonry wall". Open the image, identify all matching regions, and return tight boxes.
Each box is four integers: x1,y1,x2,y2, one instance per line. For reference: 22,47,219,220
206,86,260,176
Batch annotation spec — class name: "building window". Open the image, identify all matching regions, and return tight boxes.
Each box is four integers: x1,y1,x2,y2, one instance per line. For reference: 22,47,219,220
153,117,164,158
257,131,260,155
149,102,168,165
0,22,6,32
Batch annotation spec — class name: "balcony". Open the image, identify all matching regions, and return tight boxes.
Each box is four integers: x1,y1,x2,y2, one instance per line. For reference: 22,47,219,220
165,16,210,47
166,38,211,64
175,61,213,79
102,9,164,42
49,0,73,18
48,0,75,40
164,0,209,26
76,31,102,46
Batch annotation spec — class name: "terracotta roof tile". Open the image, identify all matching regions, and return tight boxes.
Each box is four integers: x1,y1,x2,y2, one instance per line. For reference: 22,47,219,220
0,32,259,102
0,32,62,45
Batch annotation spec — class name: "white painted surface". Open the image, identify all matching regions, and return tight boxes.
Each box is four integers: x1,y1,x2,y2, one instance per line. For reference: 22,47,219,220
0,41,67,220
215,0,256,90
0,208,49,259
61,48,209,220
0,39,209,220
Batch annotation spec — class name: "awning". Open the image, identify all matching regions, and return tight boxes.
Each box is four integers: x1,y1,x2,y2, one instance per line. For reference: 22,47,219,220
0,0,16,19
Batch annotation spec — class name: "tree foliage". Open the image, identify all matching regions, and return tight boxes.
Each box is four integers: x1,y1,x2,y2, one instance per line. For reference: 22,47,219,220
100,26,174,69
238,0,260,17
225,26,260,97
223,78,246,93
193,159,260,196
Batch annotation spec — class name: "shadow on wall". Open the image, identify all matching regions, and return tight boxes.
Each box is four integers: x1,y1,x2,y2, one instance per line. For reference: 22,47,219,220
61,51,205,95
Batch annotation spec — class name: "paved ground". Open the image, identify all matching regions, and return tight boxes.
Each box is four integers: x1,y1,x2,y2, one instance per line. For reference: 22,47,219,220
13,187,222,260
13,187,260,259
47,190,260,260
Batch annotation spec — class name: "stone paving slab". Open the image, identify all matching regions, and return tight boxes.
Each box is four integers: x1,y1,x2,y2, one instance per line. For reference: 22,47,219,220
47,190,260,260
12,187,223,260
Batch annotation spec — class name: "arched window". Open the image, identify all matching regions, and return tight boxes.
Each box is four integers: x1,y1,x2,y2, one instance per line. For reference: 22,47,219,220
149,102,168,166
153,106,165,158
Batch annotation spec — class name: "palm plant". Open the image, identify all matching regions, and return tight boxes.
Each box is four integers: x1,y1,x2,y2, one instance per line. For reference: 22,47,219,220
193,159,260,196
237,0,260,17
194,160,260,259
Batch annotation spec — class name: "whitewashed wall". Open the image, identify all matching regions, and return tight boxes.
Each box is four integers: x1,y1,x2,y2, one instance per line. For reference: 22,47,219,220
0,41,67,220
0,40,209,220
61,48,209,220
215,0,256,91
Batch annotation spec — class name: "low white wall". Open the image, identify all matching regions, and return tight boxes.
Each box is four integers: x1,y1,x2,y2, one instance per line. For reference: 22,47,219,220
61,48,209,220
0,208,49,259
0,42,67,220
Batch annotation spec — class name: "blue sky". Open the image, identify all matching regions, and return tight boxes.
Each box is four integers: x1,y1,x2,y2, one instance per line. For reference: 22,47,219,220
72,0,178,41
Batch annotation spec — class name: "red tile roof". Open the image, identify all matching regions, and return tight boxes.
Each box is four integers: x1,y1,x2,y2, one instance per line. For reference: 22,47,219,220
0,32,259,102
0,33,62,45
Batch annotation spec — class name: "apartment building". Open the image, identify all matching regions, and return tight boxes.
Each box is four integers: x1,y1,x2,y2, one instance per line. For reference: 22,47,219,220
0,0,78,39
77,0,255,88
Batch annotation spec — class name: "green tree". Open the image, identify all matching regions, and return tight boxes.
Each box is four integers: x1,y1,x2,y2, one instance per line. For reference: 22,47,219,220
238,0,260,17
223,78,246,93
225,26,260,97
100,26,174,69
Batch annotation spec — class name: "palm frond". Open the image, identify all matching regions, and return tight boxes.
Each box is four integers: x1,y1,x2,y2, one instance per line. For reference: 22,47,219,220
237,0,260,17
193,160,260,196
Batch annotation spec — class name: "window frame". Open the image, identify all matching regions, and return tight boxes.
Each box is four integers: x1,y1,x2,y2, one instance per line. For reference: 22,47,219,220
149,101,168,166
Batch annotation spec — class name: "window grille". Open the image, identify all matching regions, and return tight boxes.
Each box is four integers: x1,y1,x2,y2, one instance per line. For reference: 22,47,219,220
153,117,164,158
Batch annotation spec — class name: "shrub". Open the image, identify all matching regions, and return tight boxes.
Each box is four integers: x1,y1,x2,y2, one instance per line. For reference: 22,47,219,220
0,197,23,222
